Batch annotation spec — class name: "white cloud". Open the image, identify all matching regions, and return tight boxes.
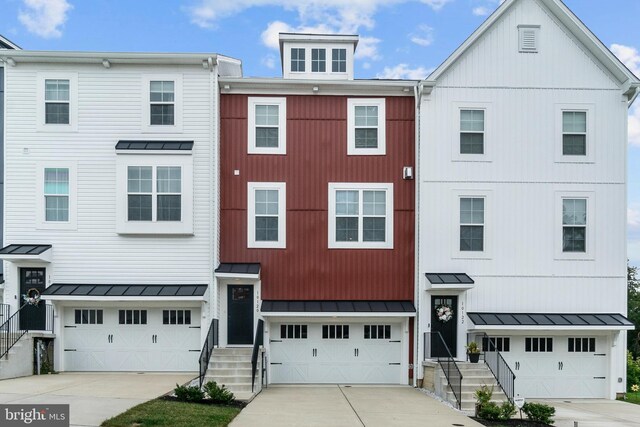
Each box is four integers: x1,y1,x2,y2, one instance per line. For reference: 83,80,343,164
630,207,640,229
18,0,72,39
410,24,434,47
611,44,640,146
472,6,490,16
362,62,371,69
261,54,277,69
376,63,433,80
261,20,333,50
355,36,382,60
187,0,452,30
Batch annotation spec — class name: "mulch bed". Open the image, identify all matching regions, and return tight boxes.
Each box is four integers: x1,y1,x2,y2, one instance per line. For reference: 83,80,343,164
160,395,247,409
471,418,552,427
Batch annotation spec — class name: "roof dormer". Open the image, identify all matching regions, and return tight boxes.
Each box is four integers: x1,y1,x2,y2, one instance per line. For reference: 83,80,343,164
279,33,358,80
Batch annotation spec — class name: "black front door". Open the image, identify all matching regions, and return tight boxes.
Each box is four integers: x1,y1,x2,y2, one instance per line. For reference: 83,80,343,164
227,285,254,345
431,295,458,358
19,268,46,330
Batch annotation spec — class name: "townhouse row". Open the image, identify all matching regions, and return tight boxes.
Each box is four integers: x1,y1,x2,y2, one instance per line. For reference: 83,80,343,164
0,0,637,401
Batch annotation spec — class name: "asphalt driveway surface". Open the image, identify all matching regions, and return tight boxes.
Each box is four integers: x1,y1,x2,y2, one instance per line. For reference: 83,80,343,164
536,399,640,427
231,385,482,427
0,372,195,427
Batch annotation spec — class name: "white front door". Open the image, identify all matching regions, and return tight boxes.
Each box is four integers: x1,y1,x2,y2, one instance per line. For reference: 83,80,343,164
270,322,403,384
502,335,609,398
63,307,200,372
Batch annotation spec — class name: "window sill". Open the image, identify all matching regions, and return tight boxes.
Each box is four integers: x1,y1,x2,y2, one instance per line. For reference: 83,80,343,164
117,221,193,236
554,159,595,164
329,242,394,250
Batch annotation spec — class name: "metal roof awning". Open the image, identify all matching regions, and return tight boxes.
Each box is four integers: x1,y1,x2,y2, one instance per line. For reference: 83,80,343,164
42,284,208,301
261,300,416,317
468,312,635,331
0,244,52,263
115,141,194,151
215,263,261,279
425,273,474,290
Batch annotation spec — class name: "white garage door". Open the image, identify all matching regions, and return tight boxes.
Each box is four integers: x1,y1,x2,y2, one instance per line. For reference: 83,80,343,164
501,335,608,398
63,307,201,371
270,322,403,384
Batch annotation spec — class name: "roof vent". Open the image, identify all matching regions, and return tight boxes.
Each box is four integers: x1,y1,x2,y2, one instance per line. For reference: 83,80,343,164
518,25,540,53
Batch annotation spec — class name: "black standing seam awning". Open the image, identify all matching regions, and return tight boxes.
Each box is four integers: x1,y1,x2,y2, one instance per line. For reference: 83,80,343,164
261,300,415,313
468,312,634,328
215,263,261,275
115,141,194,151
425,273,474,285
0,244,52,255
42,284,208,298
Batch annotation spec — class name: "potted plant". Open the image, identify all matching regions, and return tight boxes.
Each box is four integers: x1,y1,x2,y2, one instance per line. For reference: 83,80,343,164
467,341,481,363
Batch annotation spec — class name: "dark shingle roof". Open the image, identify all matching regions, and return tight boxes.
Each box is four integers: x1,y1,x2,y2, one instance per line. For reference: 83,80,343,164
261,300,415,313
116,141,194,151
215,263,261,275
0,244,52,255
468,312,634,327
42,284,207,297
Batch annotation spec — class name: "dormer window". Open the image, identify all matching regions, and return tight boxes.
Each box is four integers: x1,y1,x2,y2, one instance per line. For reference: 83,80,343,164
332,49,347,73
291,48,305,72
312,49,326,72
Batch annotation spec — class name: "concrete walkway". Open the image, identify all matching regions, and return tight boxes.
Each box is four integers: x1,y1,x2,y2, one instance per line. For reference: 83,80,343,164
0,372,195,427
231,385,482,427
536,399,640,427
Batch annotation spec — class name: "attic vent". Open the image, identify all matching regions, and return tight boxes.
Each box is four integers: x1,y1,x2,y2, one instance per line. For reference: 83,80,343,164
518,25,540,53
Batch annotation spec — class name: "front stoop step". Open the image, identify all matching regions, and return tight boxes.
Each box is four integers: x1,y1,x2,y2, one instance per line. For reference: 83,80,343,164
205,348,258,401
437,362,509,413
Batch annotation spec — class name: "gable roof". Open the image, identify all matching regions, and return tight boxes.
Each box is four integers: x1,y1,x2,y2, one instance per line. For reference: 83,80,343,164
0,35,20,50
426,0,640,91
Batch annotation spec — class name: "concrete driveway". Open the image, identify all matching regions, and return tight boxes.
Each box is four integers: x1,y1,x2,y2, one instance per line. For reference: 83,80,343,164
231,385,481,427
536,399,640,427
0,372,195,427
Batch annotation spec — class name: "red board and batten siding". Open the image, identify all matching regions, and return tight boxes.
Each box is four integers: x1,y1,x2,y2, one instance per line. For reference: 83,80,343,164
220,94,415,301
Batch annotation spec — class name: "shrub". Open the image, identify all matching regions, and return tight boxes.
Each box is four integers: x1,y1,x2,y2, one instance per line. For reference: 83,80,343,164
628,351,640,392
174,384,205,403
474,384,494,407
499,401,516,420
478,402,501,420
203,381,235,404
522,402,555,425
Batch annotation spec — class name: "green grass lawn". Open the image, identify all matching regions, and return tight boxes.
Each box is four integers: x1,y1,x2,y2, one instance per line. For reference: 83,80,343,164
101,399,241,427
624,391,640,405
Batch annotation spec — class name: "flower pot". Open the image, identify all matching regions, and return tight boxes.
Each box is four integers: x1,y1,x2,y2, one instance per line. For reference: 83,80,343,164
468,353,480,363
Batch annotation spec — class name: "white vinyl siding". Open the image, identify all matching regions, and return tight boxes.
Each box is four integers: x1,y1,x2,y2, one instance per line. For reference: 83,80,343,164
247,182,286,248
347,99,386,155
248,97,286,155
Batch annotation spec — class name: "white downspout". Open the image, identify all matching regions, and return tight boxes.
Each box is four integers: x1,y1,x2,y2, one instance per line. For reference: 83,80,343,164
413,83,422,387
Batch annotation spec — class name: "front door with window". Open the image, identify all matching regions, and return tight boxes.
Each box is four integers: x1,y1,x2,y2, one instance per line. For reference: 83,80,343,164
431,296,458,358
19,268,46,330
227,285,254,345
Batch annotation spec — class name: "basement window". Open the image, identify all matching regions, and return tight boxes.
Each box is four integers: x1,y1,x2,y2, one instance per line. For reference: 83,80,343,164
518,25,540,53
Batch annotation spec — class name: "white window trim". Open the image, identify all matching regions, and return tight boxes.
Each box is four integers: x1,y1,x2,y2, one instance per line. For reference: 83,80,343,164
555,103,595,163
36,161,78,230
555,191,595,260
36,72,78,132
116,154,193,235
290,48,307,73
141,74,183,133
311,48,327,73
247,182,286,249
328,182,394,249
347,98,386,156
247,97,287,155
452,190,492,259
452,102,492,162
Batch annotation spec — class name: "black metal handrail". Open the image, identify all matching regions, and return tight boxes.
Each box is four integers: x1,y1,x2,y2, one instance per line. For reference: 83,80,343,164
1,303,55,360
251,319,264,392
471,333,516,403
424,331,463,409
198,318,219,387
0,304,10,326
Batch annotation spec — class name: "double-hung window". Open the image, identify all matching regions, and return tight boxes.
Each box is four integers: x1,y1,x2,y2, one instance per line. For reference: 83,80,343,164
127,166,182,222
329,183,393,249
562,111,587,156
460,110,484,154
44,168,69,222
332,49,347,72
45,79,70,124
248,97,286,154
248,182,286,248
291,48,305,72
460,198,484,252
312,48,326,72
150,81,175,125
347,99,386,155
562,198,586,252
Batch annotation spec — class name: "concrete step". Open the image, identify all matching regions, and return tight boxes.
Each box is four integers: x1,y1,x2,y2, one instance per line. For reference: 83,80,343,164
212,348,253,356
209,361,253,369
207,374,253,384
208,367,253,377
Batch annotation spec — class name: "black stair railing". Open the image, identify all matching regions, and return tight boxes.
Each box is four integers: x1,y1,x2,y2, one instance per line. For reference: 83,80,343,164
471,333,516,403
199,318,219,387
1,303,54,359
251,319,264,392
424,331,463,409
0,304,10,326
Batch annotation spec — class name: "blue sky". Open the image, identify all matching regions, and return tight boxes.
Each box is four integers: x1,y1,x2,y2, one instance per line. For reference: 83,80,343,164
2,0,640,266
